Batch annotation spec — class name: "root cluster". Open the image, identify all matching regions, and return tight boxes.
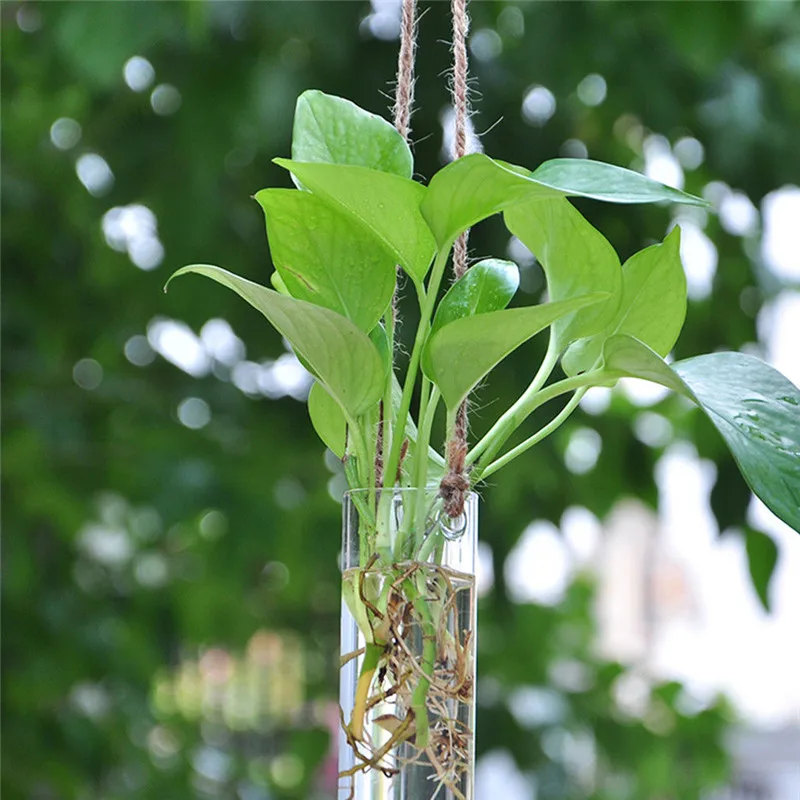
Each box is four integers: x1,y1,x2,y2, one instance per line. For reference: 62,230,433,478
339,561,474,800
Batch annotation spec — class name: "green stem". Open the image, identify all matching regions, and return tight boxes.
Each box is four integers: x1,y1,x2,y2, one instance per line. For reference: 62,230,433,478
416,526,440,562
473,370,606,476
476,388,588,480
415,384,440,492
383,247,452,491
382,308,396,489
347,419,372,488
410,379,433,545
350,642,383,741
409,574,436,748
466,335,560,468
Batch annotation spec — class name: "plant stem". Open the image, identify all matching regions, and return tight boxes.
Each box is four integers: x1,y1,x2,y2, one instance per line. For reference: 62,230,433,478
383,247,451,491
476,388,588,480
415,384,440,489
350,642,383,741
382,307,396,488
346,418,371,487
466,335,560,468
409,574,437,749
473,370,607,476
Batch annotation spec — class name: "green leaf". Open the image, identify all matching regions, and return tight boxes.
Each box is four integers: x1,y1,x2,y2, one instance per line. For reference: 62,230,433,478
601,334,691,396
270,271,291,296
600,337,800,534
165,265,383,418
421,154,707,250
369,323,391,381
563,227,686,375
431,259,519,335
273,159,436,284
255,188,395,331
308,381,347,458
422,154,562,248
530,158,709,206
504,197,621,351
292,90,412,178
744,527,779,611
424,293,610,410
674,353,800,534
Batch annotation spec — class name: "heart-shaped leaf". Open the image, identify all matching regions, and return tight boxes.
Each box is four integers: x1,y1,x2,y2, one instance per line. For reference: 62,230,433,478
530,159,709,206
308,380,347,458
292,90,413,178
166,264,384,418
422,154,562,248
255,188,395,331
674,353,800,534
431,258,519,334
563,227,686,375
424,293,610,411
504,197,622,351
273,159,436,284
600,336,800,533
421,154,707,250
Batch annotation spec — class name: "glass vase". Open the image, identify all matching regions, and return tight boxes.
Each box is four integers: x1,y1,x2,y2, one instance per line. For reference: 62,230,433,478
338,488,477,800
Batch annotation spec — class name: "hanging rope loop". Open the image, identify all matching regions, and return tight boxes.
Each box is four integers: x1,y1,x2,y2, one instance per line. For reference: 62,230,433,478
389,0,473,516
439,0,472,518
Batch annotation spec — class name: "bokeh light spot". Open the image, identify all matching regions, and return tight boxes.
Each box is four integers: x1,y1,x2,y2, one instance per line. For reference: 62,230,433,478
470,28,503,62
124,335,156,367
73,358,103,390
123,56,155,92
564,427,602,474
577,73,607,106
674,136,705,170
505,521,573,605
76,153,114,196
50,117,82,150
151,84,182,116
16,4,42,32
521,85,556,126
177,397,211,430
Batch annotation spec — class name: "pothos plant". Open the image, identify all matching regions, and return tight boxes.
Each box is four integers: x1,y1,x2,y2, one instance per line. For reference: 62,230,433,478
167,90,800,796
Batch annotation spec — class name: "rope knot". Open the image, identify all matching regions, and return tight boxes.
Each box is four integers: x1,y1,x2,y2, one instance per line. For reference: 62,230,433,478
440,404,470,518
439,468,470,519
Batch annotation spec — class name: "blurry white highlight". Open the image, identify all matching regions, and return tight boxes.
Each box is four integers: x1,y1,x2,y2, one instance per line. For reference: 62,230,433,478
505,520,573,605
521,85,556,126
102,204,164,270
643,134,683,190
565,427,602,473
76,153,114,196
123,56,155,92
577,73,607,106
761,186,800,281
50,117,82,150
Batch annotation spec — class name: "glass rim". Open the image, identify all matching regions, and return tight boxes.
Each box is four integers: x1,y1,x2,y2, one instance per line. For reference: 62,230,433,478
343,486,479,500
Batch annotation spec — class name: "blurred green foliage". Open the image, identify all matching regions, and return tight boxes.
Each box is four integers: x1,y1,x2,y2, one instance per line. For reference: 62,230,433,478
3,1,798,798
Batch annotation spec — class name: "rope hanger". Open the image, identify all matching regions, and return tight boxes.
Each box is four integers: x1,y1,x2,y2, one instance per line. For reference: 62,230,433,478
393,0,473,518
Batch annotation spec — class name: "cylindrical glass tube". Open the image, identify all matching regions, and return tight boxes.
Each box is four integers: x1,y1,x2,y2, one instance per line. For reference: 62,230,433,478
338,488,477,800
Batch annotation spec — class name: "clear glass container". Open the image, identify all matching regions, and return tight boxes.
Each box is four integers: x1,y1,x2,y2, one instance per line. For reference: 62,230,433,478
338,488,477,800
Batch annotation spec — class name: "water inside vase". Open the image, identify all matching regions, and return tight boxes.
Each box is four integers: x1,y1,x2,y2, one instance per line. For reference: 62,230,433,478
338,564,476,800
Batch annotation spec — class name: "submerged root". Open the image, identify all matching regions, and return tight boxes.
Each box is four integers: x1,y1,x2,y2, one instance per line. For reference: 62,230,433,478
339,561,474,799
